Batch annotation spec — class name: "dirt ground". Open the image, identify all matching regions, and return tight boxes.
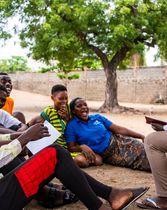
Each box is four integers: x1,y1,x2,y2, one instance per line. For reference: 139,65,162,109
11,89,167,210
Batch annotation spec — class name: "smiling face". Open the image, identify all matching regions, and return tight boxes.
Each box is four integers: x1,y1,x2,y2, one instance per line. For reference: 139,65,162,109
51,91,68,110
0,90,7,109
0,76,12,96
72,98,89,121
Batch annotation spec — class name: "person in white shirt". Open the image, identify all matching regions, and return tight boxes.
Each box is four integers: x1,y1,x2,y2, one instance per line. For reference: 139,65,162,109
0,86,79,208
0,109,25,131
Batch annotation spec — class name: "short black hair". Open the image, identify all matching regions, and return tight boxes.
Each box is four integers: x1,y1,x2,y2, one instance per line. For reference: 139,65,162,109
0,84,8,94
70,97,82,112
51,84,67,94
0,72,8,76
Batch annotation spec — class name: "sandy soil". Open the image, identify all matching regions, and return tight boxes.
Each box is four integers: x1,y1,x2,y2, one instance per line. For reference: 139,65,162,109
11,89,167,210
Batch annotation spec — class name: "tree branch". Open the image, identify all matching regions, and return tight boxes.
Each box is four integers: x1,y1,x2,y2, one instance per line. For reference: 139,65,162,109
77,31,109,68
129,5,138,17
109,45,130,70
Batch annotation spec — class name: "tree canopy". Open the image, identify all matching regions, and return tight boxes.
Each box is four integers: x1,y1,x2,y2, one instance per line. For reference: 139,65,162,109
0,56,31,73
1,0,167,111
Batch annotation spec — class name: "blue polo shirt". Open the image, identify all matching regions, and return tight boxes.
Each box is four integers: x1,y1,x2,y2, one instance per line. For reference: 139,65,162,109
65,114,113,154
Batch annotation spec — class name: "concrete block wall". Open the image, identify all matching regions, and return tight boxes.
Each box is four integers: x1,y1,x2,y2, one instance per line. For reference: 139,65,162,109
10,66,167,104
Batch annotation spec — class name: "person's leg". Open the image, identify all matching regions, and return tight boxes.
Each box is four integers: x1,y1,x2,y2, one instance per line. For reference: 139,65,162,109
74,153,103,168
82,171,111,199
74,154,89,168
0,156,25,175
54,145,106,209
0,145,107,210
103,135,151,171
0,147,106,208
136,132,167,209
0,169,29,210
0,154,76,208
54,144,147,210
144,132,167,197
13,111,26,124
0,144,146,210
94,154,103,166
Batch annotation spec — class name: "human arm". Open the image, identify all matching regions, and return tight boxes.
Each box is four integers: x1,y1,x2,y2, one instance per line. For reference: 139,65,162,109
0,127,15,134
109,123,145,142
0,109,27,132
0,132,26,157
0,132,23,141
68,142,96,163
65,121,96,163
17,123,28,132
0,124,27,134
0,123,50,168
27,115,44,127
0,139,22,168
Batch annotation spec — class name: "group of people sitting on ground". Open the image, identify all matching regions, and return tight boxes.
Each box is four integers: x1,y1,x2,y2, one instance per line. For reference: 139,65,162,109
0,72,167,210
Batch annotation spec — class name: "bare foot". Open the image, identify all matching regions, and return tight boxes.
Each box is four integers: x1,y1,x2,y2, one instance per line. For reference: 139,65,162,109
108,187,148,210
108,188,133,210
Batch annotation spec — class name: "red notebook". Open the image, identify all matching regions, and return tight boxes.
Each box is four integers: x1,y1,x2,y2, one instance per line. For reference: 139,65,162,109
145,116,167,125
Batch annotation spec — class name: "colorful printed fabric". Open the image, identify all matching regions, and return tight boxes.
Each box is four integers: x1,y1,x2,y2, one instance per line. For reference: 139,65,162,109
0,134,11,141
15,147,57,198
102,134,151,171
41,106,69,148
0,139,22,169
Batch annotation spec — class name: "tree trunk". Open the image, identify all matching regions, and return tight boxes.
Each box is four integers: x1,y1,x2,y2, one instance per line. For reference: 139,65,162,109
84,41,130,112
99,66,119,112
97,45,131,112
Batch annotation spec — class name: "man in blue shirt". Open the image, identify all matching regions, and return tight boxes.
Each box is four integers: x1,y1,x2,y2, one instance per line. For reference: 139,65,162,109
65,98,150,171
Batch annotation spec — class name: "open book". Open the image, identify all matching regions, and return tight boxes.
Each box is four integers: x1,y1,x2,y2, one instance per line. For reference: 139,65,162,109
26,120,61,154
145,116,167,125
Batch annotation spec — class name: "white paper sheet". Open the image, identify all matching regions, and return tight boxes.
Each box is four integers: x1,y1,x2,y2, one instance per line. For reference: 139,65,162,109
26,120,61,154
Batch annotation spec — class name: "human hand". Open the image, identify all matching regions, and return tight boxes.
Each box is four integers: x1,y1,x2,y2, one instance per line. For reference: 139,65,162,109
58,105,70,121
24,123,50,140
80,144,96,164
140,135,145,143
27,115,44,127
18,123,50,147
151,123,164,131
17,123,28,132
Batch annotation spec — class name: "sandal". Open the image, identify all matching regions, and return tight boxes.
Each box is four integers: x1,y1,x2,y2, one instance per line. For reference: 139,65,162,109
136,197,167,210
121,187,149,210
38,187,78,208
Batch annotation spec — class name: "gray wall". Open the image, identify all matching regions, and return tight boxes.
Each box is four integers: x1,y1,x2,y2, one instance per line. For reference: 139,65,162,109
10,66,167,104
